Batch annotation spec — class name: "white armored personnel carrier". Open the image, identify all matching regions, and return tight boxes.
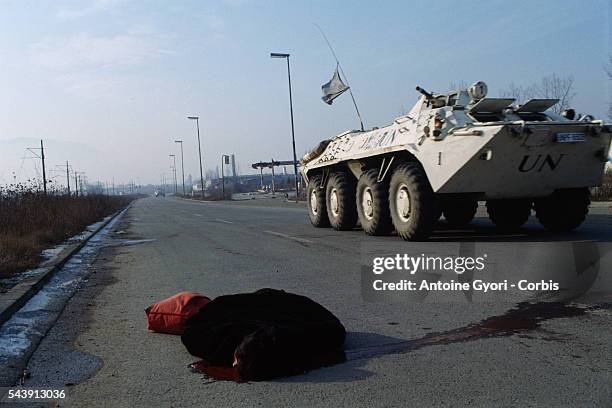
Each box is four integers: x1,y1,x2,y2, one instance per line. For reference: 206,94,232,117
301,82,612,240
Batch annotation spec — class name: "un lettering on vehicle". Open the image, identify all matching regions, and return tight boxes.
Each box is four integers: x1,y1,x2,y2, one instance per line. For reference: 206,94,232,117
518,153,565,173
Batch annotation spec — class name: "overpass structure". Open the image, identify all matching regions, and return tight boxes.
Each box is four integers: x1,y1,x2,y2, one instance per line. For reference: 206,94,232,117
251,159,299,193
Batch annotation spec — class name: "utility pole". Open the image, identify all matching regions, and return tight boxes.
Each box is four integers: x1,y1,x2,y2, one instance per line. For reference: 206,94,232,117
74,172,79,197
65,161,70,196
26,140,47,194
221,154,229,200
187,116,205,199
169,154,178,194
175,140,186,196
40,140,47,195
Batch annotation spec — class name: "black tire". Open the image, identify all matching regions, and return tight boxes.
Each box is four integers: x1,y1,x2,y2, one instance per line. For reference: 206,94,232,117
486,199,532,230
326,172,358,230
534,188,590,232
306,175,329,227
356,169,392,235
442,199,478,227
388,162,436,240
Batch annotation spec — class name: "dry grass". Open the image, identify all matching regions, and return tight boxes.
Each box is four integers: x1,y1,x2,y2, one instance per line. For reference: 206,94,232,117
0,186,132,278
592,170,612,201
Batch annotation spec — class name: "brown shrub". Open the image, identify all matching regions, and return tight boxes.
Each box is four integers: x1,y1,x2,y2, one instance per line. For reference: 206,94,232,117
0,189,131,278
591,170,612,201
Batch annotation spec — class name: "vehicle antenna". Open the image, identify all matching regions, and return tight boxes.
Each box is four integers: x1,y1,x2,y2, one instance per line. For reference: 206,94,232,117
314,23,365,131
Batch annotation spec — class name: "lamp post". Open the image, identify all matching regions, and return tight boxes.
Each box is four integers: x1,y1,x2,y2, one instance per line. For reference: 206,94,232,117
174,140,186,196
187,116,205,199
270,52,299,198
221,154,230,200
169,154,178,194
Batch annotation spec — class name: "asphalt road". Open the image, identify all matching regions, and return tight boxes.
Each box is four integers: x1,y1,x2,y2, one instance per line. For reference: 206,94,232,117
21,196,612,407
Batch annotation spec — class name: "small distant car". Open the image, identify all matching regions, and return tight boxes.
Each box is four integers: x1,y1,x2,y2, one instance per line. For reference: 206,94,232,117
154,190,165,197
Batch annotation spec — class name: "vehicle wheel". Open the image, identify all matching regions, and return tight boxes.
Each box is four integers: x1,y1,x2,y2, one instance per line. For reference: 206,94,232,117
356,169,392,235
486,199,532,230
326,172,358,230
388,162,436,240
534,188,590,232
306,175,329,228
442,199,478,227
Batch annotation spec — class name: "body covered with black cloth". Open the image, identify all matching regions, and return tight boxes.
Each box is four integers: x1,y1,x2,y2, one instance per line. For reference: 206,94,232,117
181,289,346,381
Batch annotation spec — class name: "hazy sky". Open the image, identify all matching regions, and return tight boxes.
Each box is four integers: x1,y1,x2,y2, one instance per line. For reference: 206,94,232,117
0,0,609,186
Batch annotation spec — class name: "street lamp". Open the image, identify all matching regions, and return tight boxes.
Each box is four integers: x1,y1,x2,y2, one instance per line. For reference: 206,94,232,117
187,116,205,199
174,140,186,196
221,154,230,200
169,154,178,194
270,52,299,198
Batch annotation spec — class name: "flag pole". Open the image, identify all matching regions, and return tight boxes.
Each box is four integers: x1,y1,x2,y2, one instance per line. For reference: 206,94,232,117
314,23,365,131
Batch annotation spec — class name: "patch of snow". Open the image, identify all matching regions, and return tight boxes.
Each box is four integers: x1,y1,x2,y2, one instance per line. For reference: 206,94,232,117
1,213,121,291
0,207,128,363
41,244,68,260
0,268,47,291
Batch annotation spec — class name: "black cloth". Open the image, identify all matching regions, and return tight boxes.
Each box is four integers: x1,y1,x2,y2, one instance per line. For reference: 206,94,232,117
181,289,346,371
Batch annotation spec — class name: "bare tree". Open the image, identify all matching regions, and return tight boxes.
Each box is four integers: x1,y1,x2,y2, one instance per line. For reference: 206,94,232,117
499,73,576,113
449,80,469,90
205,168,217,181
535,74,576,114
499,82,537,105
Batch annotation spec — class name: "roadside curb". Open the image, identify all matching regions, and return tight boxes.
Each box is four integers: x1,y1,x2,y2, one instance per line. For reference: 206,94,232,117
590,201,612,209
176,196,218,203
176,196,306,205
0,204,131,328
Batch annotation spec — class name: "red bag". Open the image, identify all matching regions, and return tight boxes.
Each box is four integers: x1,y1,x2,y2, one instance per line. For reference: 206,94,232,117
145,291,210,334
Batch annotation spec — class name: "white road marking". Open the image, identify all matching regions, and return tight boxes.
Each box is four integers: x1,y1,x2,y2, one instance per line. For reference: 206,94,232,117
435,234,526,239
193,213,204,217
263,230,313,244
215,218,233,224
